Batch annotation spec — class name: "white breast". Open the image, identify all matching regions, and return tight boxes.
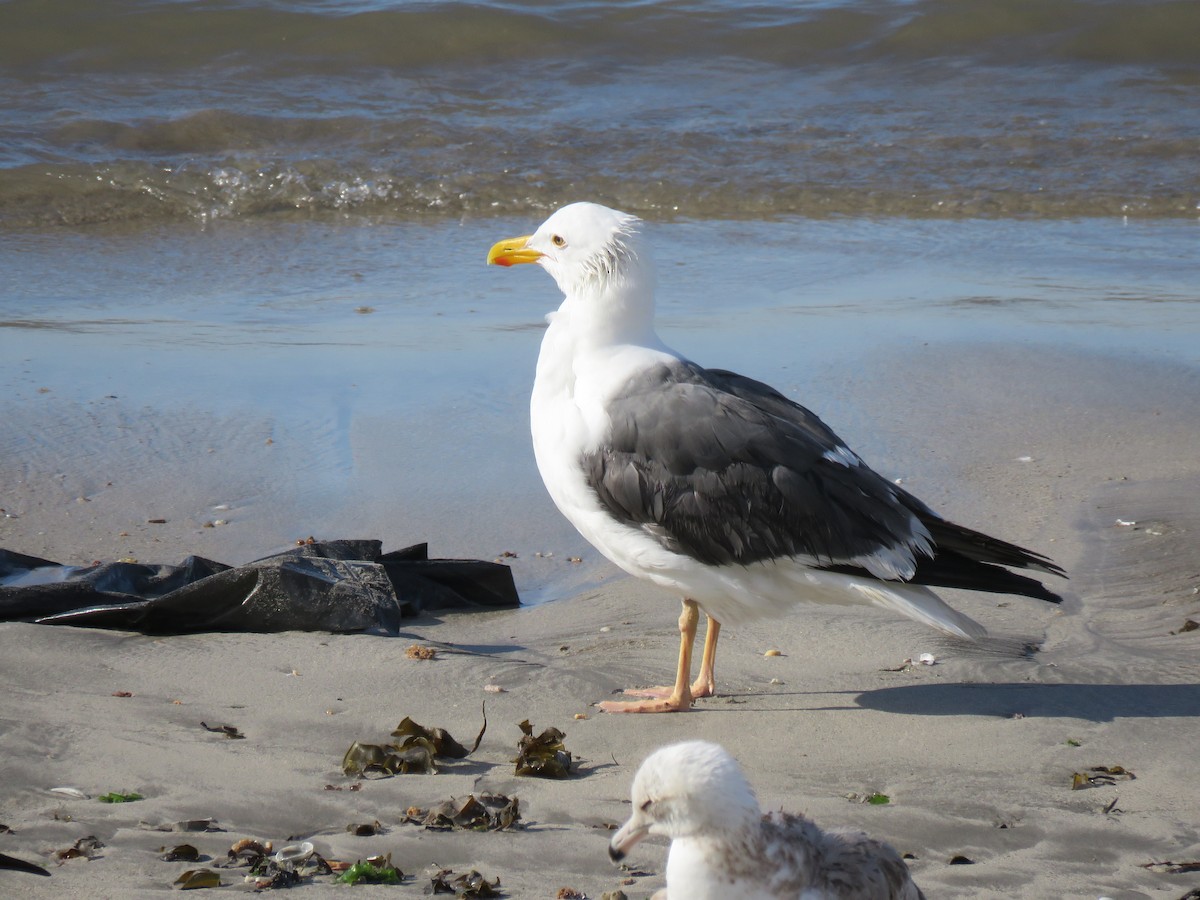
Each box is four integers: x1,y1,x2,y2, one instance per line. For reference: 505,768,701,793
530,311,683,581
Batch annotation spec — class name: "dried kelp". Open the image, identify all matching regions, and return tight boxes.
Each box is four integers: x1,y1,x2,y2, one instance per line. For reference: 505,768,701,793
200,722,245,740
1071,765,1136,790
342,709,487,777
427,867,502,897
342,739,437,776
514,720,572,779
1141,860,1200,874
173,868,221,889
404,793,521,832
392,716,470,758
160,844,201,862
215,838,330,889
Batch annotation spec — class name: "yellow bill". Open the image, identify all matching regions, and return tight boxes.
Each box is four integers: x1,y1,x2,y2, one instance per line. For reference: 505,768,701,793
487,235,542,267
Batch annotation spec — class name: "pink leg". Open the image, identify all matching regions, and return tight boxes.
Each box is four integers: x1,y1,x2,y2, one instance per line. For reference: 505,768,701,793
599,599,700,714
691,615,720,699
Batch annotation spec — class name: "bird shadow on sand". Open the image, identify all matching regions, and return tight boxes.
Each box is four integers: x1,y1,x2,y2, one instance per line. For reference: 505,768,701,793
852,681,1200,722
707,682,1200,722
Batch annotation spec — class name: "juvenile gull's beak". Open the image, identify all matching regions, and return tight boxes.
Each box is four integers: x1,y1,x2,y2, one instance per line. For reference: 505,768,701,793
487,234,542,267
608,816,651,863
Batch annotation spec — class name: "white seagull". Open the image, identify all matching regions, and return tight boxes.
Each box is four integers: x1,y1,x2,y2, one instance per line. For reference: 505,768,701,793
487,202,1064,713
610,740,926,900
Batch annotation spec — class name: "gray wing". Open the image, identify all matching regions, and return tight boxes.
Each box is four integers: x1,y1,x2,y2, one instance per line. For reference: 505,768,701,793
580,360,931,574
582,360,1065,599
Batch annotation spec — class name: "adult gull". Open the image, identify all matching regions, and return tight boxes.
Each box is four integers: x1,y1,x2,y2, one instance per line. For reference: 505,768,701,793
610,740,926,899
487,202,1064,713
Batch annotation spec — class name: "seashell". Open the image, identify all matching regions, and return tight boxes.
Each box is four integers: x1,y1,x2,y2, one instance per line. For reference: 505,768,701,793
918,652,936,665
274,841,315,866
49,787,88,799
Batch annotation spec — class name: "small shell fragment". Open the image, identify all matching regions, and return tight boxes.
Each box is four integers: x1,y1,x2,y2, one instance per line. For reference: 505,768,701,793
918,652,936,666
1115,518,1136,527
764,649,783,657
50,787,89,800
483,684,507,693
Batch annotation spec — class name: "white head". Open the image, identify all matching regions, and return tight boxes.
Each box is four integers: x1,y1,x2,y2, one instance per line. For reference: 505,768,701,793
487,201,652,297
609,741,761,863
487,203,660,348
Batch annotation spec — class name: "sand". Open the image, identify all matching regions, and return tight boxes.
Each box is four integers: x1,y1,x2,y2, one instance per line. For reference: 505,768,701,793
2,337,1199,898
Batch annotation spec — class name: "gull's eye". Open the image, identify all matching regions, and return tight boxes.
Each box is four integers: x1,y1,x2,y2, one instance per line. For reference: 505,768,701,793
551,234,566,248
640,799,653,811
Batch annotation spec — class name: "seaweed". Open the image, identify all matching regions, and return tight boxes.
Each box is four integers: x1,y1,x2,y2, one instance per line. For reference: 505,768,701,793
403,793,520,831
200,722,245,740
1141,860,1200,874
342,739,437,776
392,716,470,758
98,791,143,803
342,708,487,777
514,720,572,779
337,854,404,885
173,868,221,889
160,844,200,862
427,867,502,897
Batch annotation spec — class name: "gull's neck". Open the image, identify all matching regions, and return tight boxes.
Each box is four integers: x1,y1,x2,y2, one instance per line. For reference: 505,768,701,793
550,265,661,351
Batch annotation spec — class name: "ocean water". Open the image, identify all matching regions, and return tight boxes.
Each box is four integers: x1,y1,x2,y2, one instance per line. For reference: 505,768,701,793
1,0,1198,596
1,0,1198,226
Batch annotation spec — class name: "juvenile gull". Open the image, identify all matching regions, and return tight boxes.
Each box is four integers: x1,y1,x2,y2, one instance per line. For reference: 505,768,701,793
488,202,1065,713
610,740,925,899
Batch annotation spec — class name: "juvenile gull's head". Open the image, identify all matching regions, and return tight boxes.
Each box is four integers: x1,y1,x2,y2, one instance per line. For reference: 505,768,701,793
609,740,760,862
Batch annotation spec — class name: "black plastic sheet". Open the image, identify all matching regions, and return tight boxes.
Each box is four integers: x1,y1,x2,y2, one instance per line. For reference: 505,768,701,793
0,540,518,634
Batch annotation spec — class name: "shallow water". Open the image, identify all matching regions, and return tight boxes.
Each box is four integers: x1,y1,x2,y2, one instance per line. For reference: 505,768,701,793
1,0,1197,226
2,216,1196,600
